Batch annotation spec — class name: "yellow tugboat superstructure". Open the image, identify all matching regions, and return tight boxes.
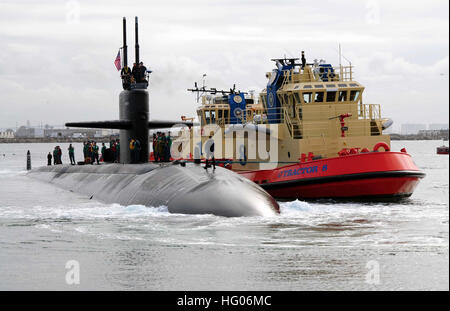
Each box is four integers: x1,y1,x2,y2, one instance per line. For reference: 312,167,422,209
181,58,390,170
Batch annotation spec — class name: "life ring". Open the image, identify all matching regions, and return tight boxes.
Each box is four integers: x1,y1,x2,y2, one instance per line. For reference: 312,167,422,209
373,142,390,152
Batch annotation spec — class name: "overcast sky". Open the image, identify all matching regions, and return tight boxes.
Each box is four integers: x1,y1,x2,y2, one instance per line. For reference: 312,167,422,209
0,0,448,130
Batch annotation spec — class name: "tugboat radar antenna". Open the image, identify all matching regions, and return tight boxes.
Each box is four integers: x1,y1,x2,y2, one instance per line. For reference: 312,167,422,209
135,16,139,64
123,17,128,68
187,83,248,99
339,43,341,71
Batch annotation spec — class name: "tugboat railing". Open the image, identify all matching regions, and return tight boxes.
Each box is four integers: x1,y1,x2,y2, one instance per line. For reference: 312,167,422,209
282,65,354,84
361,104,381,120
284,108,294,137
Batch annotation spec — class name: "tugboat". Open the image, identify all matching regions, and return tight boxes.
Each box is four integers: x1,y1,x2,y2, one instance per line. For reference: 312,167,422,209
174,54,425,200
437,145,449,154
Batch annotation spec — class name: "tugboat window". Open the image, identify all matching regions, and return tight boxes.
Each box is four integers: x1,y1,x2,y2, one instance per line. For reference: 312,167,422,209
205,110,210,124
210,110,216,123
294,93,301,104
303,92,312,103
326,91,337,102
339,90,348,102
277,94,284,105
314,92,324,103
350,90,360,102
284,94,290,105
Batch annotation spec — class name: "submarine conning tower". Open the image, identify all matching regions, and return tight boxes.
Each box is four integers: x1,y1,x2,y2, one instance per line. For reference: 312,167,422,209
65,17,193,164
119,88,149,163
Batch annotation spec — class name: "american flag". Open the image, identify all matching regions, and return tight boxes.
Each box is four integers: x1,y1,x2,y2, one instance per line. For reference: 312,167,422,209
114,50,121,71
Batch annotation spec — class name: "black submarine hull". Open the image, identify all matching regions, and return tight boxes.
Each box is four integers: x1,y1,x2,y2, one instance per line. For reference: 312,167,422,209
28,162,280,217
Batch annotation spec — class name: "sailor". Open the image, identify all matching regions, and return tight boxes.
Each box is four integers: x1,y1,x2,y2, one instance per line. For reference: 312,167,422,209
86,142,90,164
88,141,94,164
111,142,117,162
157,133,165,162
138,62,147,84
131,63,139,84
47,152,52,166
152,133,157,162
121,65,132,90
115,139,120,163
301,51,306,69
163,133,170,162
101,143,107,162
53,147,57,165
129,138,136,163
166,133,172,161
57,146,62,164
135,139,141,163
53,146,60,164
204,135,216,170
83,142,88,163
68,144,75,165
93,142,100,164
59,146,63,164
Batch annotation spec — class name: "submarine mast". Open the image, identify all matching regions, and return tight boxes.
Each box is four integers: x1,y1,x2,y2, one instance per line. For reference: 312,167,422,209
123,17,127,68
135,16,139,64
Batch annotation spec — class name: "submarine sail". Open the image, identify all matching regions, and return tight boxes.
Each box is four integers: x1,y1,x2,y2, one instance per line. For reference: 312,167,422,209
66,17,194,164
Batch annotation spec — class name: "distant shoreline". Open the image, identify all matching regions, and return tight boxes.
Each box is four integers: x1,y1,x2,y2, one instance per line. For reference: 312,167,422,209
390,133,448,141
0,137,112,144
0,134,448,143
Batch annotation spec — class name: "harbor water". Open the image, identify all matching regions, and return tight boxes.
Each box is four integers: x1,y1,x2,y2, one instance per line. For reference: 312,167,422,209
0,141,448,290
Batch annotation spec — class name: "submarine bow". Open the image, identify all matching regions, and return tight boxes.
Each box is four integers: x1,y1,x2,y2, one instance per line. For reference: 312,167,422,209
28,163,280,217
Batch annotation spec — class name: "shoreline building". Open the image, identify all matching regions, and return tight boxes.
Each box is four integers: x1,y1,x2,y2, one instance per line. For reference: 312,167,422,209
0,129,15,138
401,124,426,135
14,125,112,139
428,123,449,131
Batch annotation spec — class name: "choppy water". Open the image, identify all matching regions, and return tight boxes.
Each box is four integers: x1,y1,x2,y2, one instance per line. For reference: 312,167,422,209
0,141,448,290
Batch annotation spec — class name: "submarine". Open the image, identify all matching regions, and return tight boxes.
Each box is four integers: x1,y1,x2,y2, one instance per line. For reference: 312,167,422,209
27,17,279,217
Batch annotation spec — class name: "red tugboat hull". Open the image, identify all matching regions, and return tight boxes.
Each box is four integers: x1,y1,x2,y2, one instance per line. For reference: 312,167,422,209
238,151,425,200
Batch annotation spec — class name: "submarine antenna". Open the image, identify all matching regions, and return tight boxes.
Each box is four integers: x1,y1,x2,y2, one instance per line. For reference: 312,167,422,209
135,16,139,64
123,17,128,68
